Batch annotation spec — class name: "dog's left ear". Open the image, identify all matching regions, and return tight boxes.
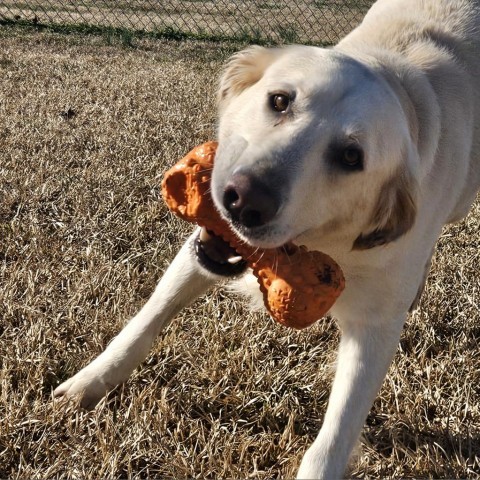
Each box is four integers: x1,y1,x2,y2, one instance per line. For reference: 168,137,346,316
353,165,417,250
217,46,279,110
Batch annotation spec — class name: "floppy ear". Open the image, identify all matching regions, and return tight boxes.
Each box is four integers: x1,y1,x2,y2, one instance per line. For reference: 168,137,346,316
217,46,279,109
353,165,417,250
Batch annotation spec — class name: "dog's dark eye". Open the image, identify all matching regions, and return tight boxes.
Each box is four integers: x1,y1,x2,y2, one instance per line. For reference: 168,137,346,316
342,146,363,169
270,93,290,113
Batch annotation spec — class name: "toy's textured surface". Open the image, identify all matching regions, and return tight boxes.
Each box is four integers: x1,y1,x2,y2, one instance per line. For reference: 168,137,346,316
161,142,345,329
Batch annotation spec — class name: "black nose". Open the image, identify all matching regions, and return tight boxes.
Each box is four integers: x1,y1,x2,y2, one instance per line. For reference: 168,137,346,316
222,172,279,228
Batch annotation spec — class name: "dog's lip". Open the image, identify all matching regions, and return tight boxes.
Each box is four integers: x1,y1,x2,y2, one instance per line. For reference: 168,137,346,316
227,220,299,250
194,227,248,277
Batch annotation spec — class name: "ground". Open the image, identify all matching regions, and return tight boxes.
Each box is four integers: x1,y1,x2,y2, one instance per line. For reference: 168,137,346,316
0,26,479,479
0,1,373,45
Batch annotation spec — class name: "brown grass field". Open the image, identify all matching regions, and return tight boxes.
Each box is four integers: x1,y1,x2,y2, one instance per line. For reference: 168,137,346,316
0,25,479,479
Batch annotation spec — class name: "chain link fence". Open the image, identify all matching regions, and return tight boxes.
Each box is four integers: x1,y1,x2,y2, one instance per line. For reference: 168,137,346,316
0,1,374,45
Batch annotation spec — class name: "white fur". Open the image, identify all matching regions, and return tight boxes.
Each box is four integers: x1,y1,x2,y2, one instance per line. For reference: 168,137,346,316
55,1,480,477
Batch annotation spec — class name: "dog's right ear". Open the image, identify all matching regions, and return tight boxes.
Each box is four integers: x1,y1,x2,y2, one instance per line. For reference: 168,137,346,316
217,46,278,109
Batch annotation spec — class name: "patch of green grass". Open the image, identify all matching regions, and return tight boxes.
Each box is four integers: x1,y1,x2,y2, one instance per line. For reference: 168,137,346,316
259,2,282,10
276,24,300,44
237,25,265,44
102,26,135,48
0,57,14,68
313,0,372,7
0,17,274,47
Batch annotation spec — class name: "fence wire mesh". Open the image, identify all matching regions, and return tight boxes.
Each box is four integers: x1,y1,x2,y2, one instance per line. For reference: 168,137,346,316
0,1,374,45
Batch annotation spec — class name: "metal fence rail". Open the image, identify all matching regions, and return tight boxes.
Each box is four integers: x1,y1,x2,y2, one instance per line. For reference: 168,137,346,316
0,1,374,45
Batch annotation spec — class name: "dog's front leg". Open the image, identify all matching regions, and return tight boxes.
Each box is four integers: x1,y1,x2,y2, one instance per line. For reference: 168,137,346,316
54,229,218,408
297,316,405,479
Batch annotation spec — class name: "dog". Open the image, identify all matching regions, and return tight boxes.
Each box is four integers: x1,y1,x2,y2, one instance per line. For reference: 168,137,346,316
54,0,480,477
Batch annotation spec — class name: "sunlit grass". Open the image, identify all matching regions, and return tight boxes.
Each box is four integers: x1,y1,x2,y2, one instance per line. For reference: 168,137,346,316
0,27,478,479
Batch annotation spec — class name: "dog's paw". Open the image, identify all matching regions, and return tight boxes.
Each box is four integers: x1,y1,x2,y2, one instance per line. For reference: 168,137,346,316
54,368,113,409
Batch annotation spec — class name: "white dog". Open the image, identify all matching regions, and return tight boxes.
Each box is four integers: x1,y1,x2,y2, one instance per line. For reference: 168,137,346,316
55,0,480,477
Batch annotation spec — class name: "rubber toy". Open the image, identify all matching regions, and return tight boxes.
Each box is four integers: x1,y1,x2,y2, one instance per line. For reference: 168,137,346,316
162,142,345,329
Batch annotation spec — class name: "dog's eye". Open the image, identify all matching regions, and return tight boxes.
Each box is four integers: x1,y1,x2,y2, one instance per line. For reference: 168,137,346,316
342,146,363,169
270,93,290,113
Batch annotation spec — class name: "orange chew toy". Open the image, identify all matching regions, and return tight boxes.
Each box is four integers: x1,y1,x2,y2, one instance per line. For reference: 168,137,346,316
161,142,345,329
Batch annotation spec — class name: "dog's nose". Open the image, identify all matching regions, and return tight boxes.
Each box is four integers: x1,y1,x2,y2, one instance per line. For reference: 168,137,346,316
222,172,279,228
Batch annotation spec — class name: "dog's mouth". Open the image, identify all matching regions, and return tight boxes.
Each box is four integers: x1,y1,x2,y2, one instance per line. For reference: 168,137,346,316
194,227,248,277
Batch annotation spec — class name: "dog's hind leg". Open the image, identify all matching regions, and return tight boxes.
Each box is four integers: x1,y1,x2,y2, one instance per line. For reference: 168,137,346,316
54,229,218,409
296,315,405,479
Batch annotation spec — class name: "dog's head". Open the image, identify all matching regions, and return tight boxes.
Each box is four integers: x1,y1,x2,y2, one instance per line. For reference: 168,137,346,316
211,46,419,252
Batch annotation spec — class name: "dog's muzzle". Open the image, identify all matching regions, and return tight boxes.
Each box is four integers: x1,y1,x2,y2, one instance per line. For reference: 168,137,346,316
194,227,248,277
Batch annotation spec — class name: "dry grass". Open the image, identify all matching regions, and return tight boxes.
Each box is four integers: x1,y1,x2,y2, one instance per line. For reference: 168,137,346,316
0,26,479,479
